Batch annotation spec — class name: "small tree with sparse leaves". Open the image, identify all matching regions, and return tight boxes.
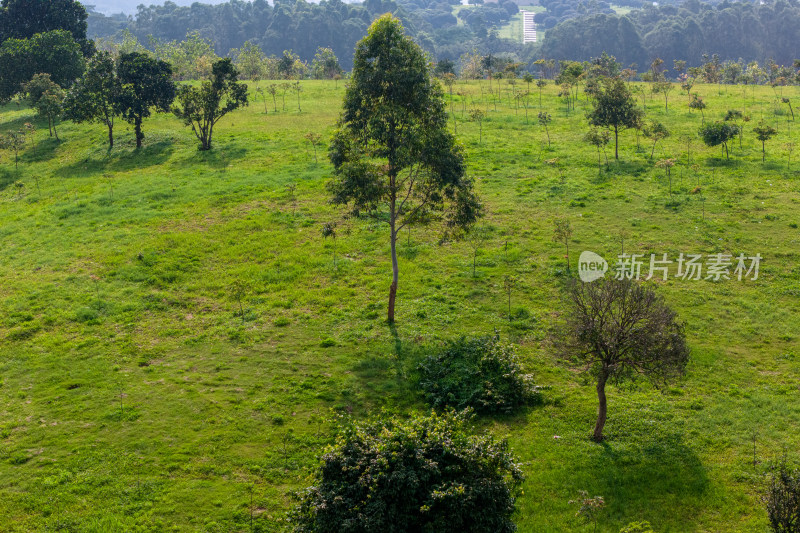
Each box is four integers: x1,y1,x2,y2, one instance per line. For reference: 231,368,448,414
552,217,572,272
643,121,669,159
570,490,606,533
321,222,337,268
689,94,706,121
172,58,248,151
538,111,552,146
584,127,610,172
753,121,778,162
304,132,322,162
470,108,485,143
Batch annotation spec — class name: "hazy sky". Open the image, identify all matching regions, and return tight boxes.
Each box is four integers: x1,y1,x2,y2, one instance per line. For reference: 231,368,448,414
87,0,234,15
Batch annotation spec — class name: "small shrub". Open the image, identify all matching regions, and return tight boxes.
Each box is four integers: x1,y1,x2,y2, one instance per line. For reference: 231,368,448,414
320,337,336,347
620,521,655,533
765,459,800,533
74,307,100,324
418,334,541,414
8,452,30,465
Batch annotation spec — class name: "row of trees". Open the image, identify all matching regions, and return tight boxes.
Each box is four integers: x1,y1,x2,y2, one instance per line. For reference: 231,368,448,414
40,52,248,150
542,0,800,67
84,0,800,75
96,31,345,83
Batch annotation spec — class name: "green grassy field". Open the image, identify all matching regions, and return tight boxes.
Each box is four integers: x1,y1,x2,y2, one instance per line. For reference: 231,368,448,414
1,80,799,531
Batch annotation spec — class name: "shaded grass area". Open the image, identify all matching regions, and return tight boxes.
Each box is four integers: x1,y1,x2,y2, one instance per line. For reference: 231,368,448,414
0,81,799,530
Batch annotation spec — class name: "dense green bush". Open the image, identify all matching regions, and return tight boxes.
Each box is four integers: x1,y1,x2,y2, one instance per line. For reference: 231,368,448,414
288,410,523,533
417,334,540,414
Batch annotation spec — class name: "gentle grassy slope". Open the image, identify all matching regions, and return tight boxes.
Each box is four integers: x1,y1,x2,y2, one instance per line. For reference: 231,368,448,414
1,80,799,531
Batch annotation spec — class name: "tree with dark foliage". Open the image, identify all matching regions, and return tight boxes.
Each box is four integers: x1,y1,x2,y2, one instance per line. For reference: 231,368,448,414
765,459,800,533
587,77,643,160
288,410,523,533
0,0,92,55
0,29,83,102
554,278,689,441
116,52,175,148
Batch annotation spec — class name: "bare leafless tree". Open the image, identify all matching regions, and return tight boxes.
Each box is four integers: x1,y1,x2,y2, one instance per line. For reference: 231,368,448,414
553,278,689,441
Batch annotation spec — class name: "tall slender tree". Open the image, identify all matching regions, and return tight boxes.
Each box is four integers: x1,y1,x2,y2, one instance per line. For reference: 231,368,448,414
328,15,481,323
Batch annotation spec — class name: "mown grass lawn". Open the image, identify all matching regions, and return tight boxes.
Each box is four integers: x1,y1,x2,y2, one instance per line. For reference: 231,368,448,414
1,80,799,531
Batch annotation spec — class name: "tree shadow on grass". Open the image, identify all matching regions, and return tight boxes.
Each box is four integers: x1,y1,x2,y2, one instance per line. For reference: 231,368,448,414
54,140,174,179
24,136,61,164
605,160,649,178
704,156,741,168
0,168,17,192
0,114,36,133
174,144,249,170
351,353,423,410
575,427,709,527
349,324,429,410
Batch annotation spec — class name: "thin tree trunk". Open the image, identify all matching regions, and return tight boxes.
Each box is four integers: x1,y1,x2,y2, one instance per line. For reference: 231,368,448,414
388,225,398,323
593,369,609,441
614,126,619,159
107,123,114,149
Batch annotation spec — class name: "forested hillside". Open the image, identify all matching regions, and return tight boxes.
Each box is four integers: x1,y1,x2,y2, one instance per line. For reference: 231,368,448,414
85,0,800,71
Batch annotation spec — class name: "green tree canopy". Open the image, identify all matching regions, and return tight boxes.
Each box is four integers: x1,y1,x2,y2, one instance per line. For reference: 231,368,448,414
699,121,739,160
0,29,84,102
172,57,248,151
311,46,343,80
288,410,523,533
328,14,481,323
752,120,777,162
23,73,62,137
22,72,57,107
587,76,643,159
0,0,91,55
63,51,123,148
117,52,176,148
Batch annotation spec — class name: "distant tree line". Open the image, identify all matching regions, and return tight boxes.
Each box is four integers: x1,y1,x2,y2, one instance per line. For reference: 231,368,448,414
542,0,800,68
85,0,530,70
82,0,800,75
